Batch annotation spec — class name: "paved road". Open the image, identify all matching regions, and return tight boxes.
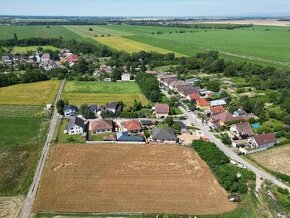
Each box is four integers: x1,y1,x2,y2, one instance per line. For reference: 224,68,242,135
162,89,290,192
18,79,66,218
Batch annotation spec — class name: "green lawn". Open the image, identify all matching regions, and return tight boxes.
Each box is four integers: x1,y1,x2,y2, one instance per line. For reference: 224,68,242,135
0,105,49,195
62,81,150,106
13,45,59,54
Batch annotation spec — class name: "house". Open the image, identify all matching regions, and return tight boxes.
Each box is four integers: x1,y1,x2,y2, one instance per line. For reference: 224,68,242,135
168,80,183,90
140,119,155,127
151,128,178,144
233,109,248,117
210,99,227,107
89,118,114,134
121,73,131,81
186,92,201,102
1,56,12,65
209,111,246,128
65,117,86,135
88,105,98,114
41,53,50,63
63,105,78,117
230,122,255,139
157,74,177,84
99,64,112,73
176,84,200,97
116,132,144,142
155,103,170,119
196,98,210,110
163,77,178,87
208,106,225,116
122,119,142,133
106,102,121,113
248,133,277,149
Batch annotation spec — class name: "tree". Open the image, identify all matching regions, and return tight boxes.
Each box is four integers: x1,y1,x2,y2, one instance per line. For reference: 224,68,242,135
13,33,18,41
56,99,66,114
164,116,174,127
79,104,95,119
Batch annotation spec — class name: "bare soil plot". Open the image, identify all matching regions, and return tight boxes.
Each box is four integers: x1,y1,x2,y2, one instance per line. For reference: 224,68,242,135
250,145,290,176
33,144,235,215
0,196,23,218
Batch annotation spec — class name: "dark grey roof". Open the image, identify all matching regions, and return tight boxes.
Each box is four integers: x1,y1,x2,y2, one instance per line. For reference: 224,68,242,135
63,105,78,111
88,104,98,112
152,128,177,141
141,120,153,126
67,117,86,130
175,121,186,130
116,132,144,142
106,102,118,109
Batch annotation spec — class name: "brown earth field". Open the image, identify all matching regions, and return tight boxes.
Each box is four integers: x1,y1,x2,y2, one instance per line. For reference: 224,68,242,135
33,144,235,215
249,145,290,176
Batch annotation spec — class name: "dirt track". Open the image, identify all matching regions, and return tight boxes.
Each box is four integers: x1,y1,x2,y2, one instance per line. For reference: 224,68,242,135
33,144,235,215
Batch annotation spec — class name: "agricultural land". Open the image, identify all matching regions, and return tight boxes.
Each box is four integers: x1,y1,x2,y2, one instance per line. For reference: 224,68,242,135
249,145,290,176
33,143,235,215
62,81,150,106
0,80,60,105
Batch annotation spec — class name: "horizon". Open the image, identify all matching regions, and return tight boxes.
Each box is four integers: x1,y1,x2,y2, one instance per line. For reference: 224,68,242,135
0,0,290,17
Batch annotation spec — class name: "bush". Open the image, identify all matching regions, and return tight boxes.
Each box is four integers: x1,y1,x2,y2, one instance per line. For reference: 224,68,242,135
277,187,289,195
191,140,255,193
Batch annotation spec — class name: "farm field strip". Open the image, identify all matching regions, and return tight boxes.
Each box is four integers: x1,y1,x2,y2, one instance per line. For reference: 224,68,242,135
33,144,235,215
96,36,184,56
0,80,61,105
0,25,82,40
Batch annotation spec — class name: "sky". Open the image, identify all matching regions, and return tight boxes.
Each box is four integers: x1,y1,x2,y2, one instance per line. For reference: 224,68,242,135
0,0,290,17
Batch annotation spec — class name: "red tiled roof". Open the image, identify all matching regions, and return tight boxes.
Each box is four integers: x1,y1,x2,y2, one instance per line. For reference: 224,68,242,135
253,133,276,146
211,112,244,123
123,120,142,131
65,55,78,63
210,106,225,114
234,122,254,136
155,103,170,114
196,98,209,107
89,118,113,131
187,92,201,101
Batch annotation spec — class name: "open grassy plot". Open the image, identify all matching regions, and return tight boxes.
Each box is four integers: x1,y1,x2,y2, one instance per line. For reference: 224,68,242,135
33,144,235,215
0,25,82,40
249,145,290,176
13,45,59,54
62,81,149,106
0,105,50,195
0,80,60,105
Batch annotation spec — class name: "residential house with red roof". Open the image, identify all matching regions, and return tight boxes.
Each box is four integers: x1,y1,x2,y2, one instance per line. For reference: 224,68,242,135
196,98,210,110
209,111,246,128
155,103,170,119
186,92,201,102
122,119,142,134
89,118,114,134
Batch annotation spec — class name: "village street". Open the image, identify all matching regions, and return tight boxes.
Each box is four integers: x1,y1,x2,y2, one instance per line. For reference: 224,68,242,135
161,89,290,192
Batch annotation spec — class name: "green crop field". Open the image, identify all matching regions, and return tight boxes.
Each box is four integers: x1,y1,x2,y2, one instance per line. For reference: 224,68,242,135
0,105,49,195
0,80,60,105
0,25,82,40
62,81,150,106
65,24,290,67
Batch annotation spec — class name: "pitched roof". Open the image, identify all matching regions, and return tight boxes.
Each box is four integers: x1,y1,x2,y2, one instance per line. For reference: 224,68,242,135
196,98,210,107
210,99,227,107
63,105,78,111
89,118,113,131
211,111,244,123
187,92,201,101
234,122,255,136
152,128,177,141
123,120,142,131
176,84,200,96
106,102,118,109
210,106,225,114
253,133,277,146
155,103,170,114
116,132,144,142
67,116,86,130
